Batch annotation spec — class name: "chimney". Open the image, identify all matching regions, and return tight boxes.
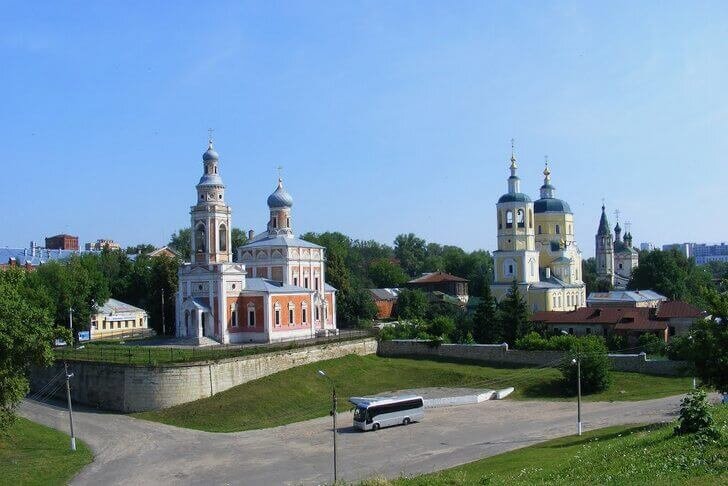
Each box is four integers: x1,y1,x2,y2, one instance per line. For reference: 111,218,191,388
248,229,255,240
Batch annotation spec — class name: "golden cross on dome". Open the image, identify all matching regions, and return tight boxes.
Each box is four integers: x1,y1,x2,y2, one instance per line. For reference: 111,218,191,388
207,127,215,145
276,165,283,180
614,209,621,222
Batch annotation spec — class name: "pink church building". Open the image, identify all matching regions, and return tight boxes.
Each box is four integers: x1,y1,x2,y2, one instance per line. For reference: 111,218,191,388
175,141,337,344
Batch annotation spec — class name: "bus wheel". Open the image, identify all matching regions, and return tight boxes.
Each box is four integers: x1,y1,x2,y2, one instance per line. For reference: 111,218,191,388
403,417,411,425
372,423,380,431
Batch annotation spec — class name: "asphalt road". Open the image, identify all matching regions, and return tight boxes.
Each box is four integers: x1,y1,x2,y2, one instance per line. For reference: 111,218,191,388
20,395,684,485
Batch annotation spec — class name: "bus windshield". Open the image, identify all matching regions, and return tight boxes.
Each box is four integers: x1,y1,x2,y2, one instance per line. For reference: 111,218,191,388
353,407,367,422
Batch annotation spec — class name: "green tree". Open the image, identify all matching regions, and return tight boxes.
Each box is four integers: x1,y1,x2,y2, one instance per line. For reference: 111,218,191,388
0,268,70,431
686,289,728,393
169,228,192,260
230,228,248,261
26,256,110,337
628,249,713,308
337,288,378,325
126,243,157,255
368,258,409,288
394,289,430,320
472,283,501,343
559,336,612,394
394,233,427,277
498,281,531,345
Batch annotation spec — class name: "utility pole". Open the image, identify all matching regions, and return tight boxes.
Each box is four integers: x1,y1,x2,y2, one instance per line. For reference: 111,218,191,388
332,386,338,482
161,288,166,336
317,370,338,483
64,362,77,451
68,307,74,345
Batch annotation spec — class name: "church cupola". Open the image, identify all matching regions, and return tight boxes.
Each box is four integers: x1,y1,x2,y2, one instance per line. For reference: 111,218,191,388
614,221,622,243
196,140,225,204
267,178,294,236
539,161,555,199
534,159,572,214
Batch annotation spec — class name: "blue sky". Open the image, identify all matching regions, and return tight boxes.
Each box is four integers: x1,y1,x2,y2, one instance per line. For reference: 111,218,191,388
2,1,727,256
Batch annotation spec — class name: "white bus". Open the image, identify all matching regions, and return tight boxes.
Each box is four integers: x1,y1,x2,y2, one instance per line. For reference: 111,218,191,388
349,395,424,431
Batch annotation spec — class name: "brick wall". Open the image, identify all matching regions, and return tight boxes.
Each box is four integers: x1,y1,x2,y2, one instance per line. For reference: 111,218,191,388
30,338,377,413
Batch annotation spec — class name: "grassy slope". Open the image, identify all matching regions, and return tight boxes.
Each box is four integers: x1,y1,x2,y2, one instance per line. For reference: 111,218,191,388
134,354,691,432
0,417,93,486
379,405,728,485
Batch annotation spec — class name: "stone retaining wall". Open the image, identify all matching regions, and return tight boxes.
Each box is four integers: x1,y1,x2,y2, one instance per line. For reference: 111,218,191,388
377,340,688,376
30,338,377,413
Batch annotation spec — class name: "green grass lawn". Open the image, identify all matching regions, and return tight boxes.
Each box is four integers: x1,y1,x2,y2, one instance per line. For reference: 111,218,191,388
372,405,728,485
134,354,692,432
0,417,93,486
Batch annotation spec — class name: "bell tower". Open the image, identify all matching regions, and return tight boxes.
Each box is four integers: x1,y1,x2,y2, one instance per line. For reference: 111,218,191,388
595,204,614,284
493,143,540,285
190,140,233,264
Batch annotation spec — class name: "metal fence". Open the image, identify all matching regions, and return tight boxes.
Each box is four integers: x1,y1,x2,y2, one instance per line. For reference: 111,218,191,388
54,329,374,366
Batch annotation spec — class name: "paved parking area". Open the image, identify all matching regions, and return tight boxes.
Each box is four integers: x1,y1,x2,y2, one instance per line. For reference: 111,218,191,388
20,395,683,485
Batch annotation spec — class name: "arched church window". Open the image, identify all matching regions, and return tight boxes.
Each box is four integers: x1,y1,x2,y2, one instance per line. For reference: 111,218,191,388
287,217,290,227
529,209,533,228
555,224,560,234
506,211,513,228
219,224,228,252
517,209,525,228
195,223,206,253
498,211,502,229
274,302,281,327
538,225,542,235
273,217,278,229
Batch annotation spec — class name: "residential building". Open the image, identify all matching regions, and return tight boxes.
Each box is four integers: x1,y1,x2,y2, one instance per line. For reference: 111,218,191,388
531,300,703,343
91,298,150,339
175,141,337,344
45,234,79,251
0,245,78,269
491,151,586,312
692,243,728,265
640,242,655,251
85,239,121,251
587,289,667,308
406,272,469,303
368,288,401,319
662,243,692,258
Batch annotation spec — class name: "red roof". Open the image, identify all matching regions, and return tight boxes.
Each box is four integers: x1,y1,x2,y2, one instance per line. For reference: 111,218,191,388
532,306,668,332
408,271,468,284
655,301,703,319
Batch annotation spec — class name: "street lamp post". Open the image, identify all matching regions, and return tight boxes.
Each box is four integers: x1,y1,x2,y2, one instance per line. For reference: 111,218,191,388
317,369,337,483
161,288,166,336
572,356,582,436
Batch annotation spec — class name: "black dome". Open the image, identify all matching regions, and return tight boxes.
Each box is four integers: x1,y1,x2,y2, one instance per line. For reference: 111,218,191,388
534,198,571,213
498,193,532,204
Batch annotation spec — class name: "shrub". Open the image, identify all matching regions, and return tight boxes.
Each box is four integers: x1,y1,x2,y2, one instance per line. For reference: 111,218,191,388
514,332,547,350
428,316,456,341
514,332,579,351
674,389,719,438
606,333,627,352
559,336,612,394
638,333,667,356
666,335,692,361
